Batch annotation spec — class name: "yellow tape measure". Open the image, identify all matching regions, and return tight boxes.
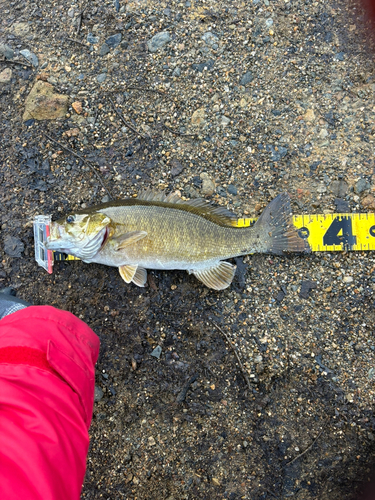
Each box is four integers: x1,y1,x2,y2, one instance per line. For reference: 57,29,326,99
237,213,375,252
53,212,375,261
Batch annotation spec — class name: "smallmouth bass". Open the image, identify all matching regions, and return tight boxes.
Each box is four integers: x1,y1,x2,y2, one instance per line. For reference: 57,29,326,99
46,190,310,290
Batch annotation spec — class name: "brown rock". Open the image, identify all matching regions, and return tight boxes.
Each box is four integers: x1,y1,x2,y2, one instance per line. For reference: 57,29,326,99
362,194,375,211
304,109,315,122
191,107,205,126
23,81,68,121
72,101,83,114
0,68,12,83
36,72,49,82
63,128,80,138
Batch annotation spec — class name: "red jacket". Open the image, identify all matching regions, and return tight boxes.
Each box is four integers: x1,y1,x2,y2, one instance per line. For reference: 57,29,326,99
0,306,100,500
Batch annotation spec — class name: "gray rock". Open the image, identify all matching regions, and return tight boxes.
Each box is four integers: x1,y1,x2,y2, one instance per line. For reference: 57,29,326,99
99,43,110,56
20,49,38,67
172,67,181,77
87,33,99,44
0,43,14,60
97,73,107,83
0,68,12,83
202,31,219,46
330,180,348,197
355,178,370,194
67,7,75,17
334,52,345,61
227,184,238,195
105,33,122,48
151,346,162,359
221,115,230,127
266,144,288,162
4,236,24,257
147,31,171,52
192,59,214,72
94,385,104,402
240,71,253,85
170,159,184,177
200,172,215,196
101,195,110,203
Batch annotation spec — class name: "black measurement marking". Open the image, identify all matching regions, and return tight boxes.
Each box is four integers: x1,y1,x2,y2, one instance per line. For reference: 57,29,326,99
370,225,375,237
323,216,356,250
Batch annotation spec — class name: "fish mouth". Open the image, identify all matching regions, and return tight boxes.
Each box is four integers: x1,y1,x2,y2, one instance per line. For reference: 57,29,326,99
45,225,109,259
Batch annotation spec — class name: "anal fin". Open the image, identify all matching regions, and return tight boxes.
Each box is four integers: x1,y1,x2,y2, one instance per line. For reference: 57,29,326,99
193,261,236,290
132,267,147,287
119,264,147,287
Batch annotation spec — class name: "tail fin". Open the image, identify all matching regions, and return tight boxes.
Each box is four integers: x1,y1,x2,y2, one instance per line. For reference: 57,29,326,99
254,192,310,255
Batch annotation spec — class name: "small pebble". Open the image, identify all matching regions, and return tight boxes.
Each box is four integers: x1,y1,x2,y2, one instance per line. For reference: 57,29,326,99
343,276,353,283
355,178,370,194
20,49,39,67
87,33,99,44
0,43,14,60
99,43,110,56
105,33,122,48
96,73,107,83
151,346,162,359
147,31,171,52
240,71,253,85
94,386,104,402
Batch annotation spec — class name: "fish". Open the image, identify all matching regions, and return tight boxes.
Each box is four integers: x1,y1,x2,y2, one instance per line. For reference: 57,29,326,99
45,190,310,290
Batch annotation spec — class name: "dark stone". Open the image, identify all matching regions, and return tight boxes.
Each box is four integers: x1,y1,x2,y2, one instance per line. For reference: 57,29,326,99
227,184,237,195
30,179,47,191
99,43,110,56
240,71,253,85
42,159,50,171
105,33,122,48
87,33,99,44
192,59,214,72
334,198,350,212
325,32,332,43
266,144,288,162
234,257,248,289
192,176,202,188
334,52,345,61
4,236,24,258
299,280,317,299
216,186,227,197
170,159,184,177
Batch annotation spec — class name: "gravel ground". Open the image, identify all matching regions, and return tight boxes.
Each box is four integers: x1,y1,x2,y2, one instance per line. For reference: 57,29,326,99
1,0,375,498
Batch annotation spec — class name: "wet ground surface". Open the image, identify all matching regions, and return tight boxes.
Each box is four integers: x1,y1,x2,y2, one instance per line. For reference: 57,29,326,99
1,0,375,498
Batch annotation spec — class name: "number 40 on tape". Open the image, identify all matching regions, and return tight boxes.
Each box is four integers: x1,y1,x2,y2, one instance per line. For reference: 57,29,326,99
237,213,375,252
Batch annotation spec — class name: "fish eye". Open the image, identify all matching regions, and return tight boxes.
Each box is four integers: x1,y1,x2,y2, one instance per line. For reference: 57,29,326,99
66,215,75,223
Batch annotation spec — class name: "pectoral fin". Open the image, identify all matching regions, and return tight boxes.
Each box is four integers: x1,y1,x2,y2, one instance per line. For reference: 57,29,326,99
119,264,147,287
192,261,236,290
113,231,147,251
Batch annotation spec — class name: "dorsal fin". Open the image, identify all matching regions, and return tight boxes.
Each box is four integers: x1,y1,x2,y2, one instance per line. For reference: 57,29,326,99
136,189,239,227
